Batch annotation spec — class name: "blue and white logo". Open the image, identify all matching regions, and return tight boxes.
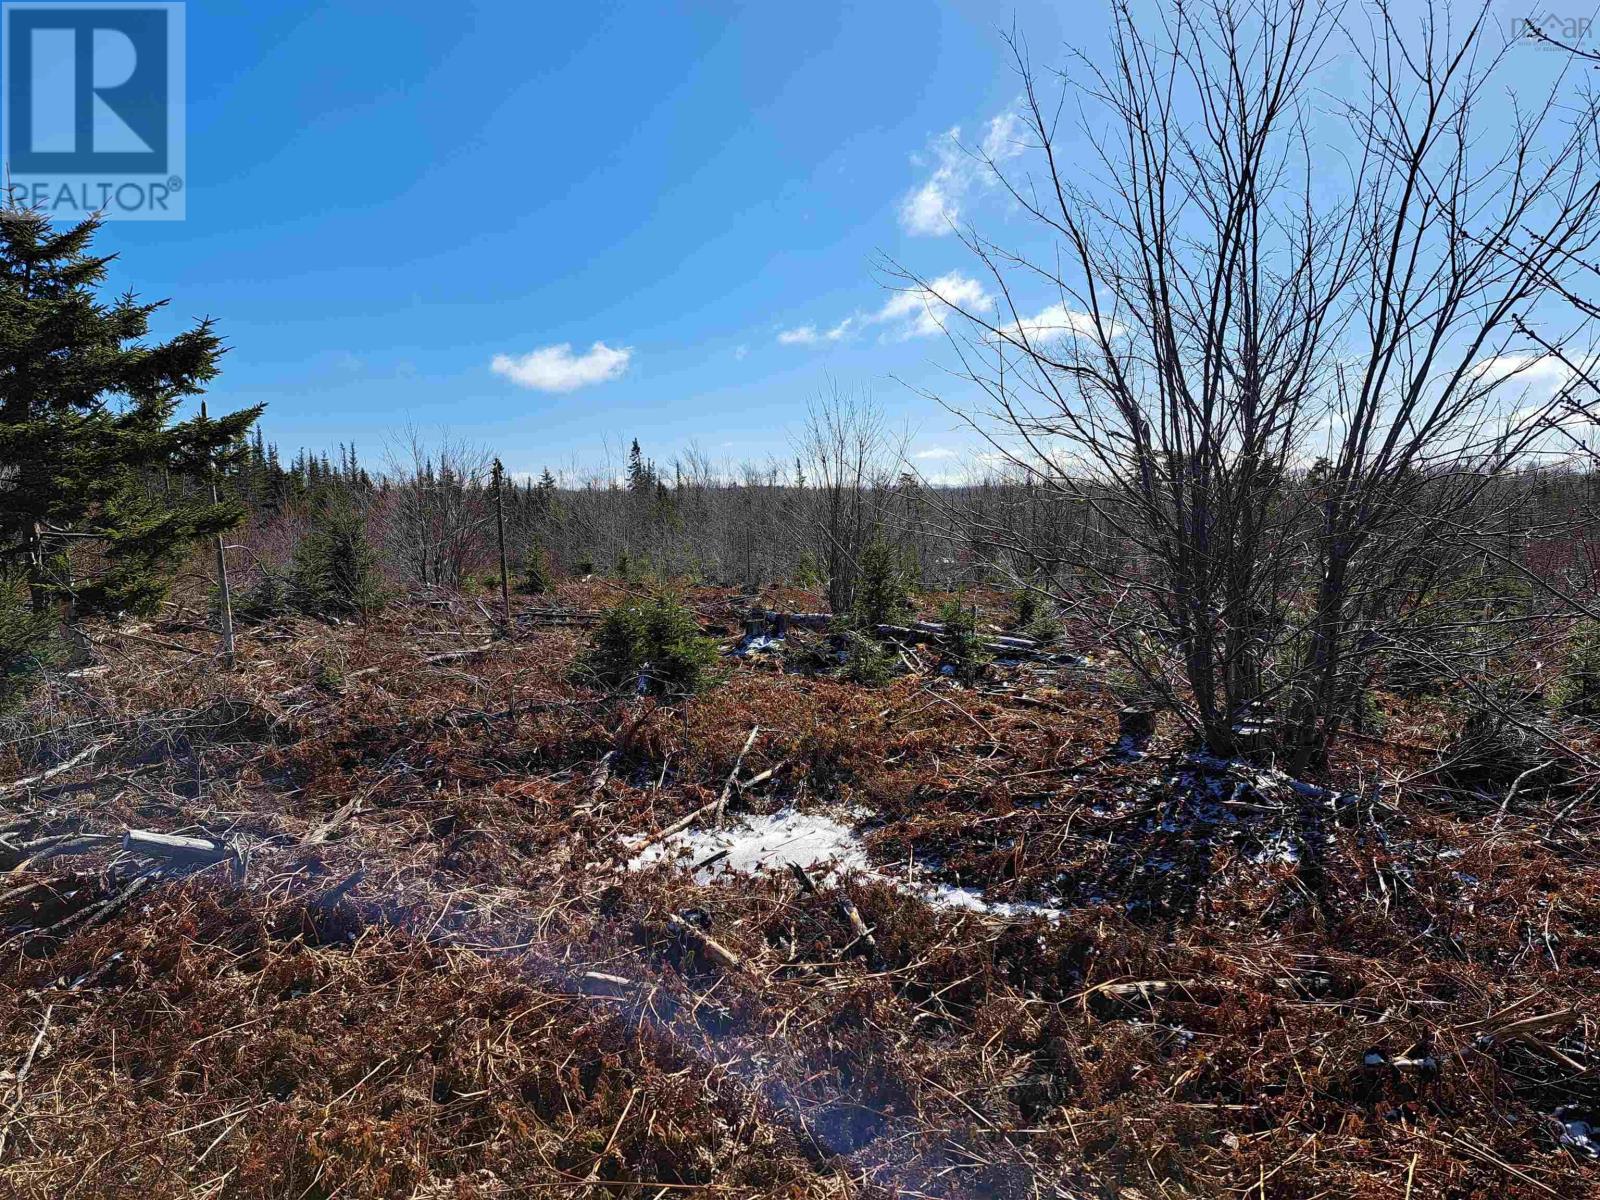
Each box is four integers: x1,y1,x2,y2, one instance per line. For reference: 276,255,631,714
2,3,185,220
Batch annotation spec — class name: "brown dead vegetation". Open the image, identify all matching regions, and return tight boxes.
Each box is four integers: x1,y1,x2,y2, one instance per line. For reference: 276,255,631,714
0,583,1597,1198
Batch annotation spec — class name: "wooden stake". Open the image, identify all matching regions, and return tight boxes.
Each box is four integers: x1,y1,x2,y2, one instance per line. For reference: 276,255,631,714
492,457,511,635
202,401,236,670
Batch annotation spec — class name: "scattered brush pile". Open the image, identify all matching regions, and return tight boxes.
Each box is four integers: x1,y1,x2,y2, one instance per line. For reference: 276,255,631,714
0,583,1597,1197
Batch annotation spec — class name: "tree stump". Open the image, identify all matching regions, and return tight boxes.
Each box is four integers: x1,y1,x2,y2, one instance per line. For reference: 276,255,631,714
1118,706,1157,741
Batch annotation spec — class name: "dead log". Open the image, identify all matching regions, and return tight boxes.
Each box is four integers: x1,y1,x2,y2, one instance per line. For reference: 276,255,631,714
17,873,154,948
579,970,639,993
122,829,227,866
1088,979,1202,1000
748,611,830,634
18,835,116,870
304,798,361,846
515,609,602,628
8,833,116,875
875,622,1041,656
310,868,365,911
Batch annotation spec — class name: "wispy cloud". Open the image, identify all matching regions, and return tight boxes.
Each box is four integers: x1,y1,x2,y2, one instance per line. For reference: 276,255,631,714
913,446,958,461
998,302,1113,345
1468,352,1587,393
491,341,632,392
777,275,1105,357
873,272,993,339
776,317,854,346
778,273,1008,349
774,272,985,347
899,110,1025,237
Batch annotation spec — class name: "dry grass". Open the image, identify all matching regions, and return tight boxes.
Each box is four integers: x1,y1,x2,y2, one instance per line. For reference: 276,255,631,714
0,583,1596,1198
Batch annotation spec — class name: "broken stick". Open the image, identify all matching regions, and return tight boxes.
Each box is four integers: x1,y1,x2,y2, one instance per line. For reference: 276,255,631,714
711,726,760,826
667,913,745,975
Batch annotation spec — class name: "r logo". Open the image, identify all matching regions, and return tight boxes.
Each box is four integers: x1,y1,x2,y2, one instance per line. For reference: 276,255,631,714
5,4,170,173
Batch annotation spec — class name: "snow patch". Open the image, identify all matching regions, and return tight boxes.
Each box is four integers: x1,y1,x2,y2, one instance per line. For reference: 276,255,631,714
630,807,1066,922
630,809,871,884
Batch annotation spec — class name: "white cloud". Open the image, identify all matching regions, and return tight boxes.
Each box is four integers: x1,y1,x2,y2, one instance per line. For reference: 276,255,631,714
777,273,997,349
1464,353,1599,443
901,179,953,237
899,111,1025,237
1468,353,1588,393
873,272,994,339
491,342,632,392
776,317,854,347
777,277,1104,355
998,302,1112,345
913,446,958,460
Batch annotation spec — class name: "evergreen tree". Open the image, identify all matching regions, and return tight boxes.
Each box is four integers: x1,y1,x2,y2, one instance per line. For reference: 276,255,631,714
851,533,915,629
581,591,720,697
532,468,559,524
627,439,649,493
291,495,385,619
519,536,553,594
0,209,259,618
0,578,56,709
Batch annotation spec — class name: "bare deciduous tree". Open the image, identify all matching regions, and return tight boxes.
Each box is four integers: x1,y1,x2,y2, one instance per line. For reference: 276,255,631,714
918,0,1600,764
383,428,496,589
794,384,903,615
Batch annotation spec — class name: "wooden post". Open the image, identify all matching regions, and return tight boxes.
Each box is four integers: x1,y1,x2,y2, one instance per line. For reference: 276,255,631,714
202,401,236,670
492,457,511,634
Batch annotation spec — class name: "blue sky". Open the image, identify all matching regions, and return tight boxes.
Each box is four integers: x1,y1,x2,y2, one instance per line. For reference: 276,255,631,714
95,0,1589,478
93,0,1086,477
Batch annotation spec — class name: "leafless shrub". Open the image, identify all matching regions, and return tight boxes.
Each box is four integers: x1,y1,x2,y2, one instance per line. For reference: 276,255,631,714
917,0,1600,765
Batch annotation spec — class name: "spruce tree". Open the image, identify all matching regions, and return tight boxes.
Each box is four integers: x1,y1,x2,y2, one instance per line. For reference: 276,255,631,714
0,209,259,619
627,439,648,493
291,495,385,619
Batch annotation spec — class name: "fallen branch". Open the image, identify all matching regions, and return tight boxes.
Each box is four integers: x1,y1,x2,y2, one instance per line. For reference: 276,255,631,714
420,644,495,666
712,726,760,826
8,1004,53,1083
304,798,362,846
836,893,877,960
0,740,112,799
8,834,117,874
667,913,745,975
14,873,155,948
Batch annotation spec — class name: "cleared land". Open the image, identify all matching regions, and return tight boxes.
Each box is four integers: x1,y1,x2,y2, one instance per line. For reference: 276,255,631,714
0,582,1596,1198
